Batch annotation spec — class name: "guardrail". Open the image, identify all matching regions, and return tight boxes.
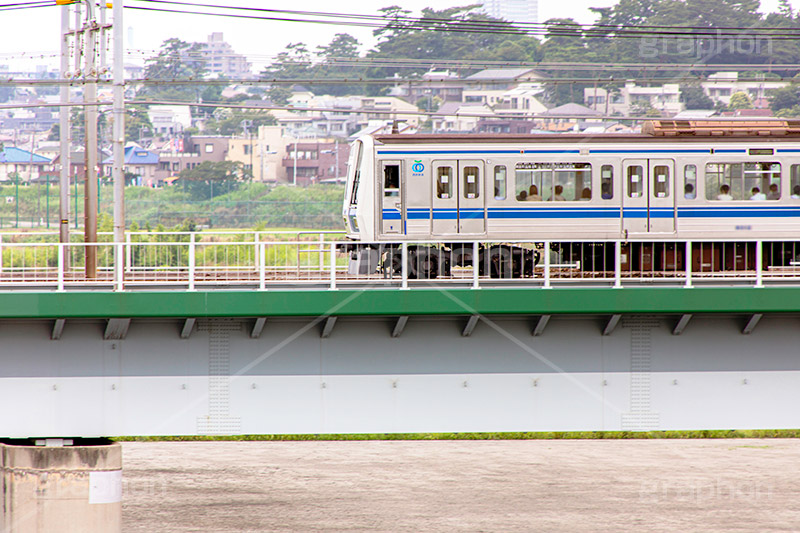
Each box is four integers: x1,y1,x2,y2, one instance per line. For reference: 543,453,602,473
0,233,797,291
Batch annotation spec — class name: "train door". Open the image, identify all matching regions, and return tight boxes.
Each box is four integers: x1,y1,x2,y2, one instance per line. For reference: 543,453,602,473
431,160,486,235
432,160,458,235
622,159,676,234
380,160,404,235
458,160,486,234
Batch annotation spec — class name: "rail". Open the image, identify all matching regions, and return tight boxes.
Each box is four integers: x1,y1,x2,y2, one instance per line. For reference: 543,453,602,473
0,232,797,291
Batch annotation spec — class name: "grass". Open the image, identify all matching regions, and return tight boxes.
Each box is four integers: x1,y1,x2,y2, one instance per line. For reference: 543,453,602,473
113,429,800,442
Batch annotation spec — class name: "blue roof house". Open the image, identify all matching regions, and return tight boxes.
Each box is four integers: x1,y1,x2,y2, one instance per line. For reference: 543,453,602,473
0,146,52,182
102,145,159,186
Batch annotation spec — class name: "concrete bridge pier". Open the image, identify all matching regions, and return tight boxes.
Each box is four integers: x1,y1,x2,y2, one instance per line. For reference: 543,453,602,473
1,439,122,533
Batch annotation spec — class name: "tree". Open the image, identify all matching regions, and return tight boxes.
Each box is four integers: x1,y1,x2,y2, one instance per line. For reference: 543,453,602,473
312,33,366,96
769,86,800,112
631,100,663,117
178,161,250,201
203,109,275,136
541,18,598,106
728,91,753,110
140,38,207,102
267,86,292,106
366,6,541,84
260,42,312,81
125,105,154,142
775,105,800,117
679,84,714,109
48,107,107,143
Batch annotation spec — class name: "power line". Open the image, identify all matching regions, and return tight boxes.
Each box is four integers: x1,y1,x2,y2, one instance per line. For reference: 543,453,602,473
122,2,800,40
1,74,797,87
0,0,51,11
0,98,672,122
132,0,800,36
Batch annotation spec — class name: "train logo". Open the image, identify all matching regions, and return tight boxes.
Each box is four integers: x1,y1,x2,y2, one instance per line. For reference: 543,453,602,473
412,160,425,175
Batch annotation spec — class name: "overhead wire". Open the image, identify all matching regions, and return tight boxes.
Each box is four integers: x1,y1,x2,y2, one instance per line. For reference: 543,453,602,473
0,0,51,11
122,1,800,40
130,0,800,36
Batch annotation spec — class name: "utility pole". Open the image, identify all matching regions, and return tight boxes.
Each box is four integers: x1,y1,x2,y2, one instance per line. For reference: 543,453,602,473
83,0,98,278
293,138,298,186
112,0,125,244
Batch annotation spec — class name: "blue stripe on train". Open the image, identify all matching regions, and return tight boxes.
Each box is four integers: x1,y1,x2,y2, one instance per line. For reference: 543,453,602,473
390,207,800,220
377,150,581,155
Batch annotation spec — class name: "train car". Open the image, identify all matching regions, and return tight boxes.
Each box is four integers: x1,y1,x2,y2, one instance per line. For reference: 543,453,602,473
342,120,800,277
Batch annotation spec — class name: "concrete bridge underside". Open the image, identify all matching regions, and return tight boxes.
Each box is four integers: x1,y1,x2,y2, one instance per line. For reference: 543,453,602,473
1,288,799,437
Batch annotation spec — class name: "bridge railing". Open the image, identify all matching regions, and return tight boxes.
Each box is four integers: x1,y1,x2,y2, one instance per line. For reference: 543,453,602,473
0,235,797,290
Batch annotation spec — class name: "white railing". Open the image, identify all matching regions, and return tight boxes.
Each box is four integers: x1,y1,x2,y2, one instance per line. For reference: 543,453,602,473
0,233,797,291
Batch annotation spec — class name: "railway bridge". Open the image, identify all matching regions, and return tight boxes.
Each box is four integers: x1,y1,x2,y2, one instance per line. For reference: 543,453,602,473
1,230,799,438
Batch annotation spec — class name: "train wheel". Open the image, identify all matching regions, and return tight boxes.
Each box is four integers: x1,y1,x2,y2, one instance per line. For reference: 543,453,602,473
381,249,402,278
413,248,439,279
410,248,439,279
487,246,512,279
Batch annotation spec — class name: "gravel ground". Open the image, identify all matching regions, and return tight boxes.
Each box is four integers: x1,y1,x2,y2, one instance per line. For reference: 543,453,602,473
121,439,800,532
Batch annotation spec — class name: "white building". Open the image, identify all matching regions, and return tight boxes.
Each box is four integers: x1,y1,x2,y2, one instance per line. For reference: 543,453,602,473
701,72,787,107
148,105,192,136
584,82,683,116
481,0,537,24
432,102,495,132
493,85,548,117
199,32,252,79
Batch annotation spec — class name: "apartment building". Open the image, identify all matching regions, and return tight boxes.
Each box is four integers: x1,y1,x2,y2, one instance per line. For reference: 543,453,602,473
199,32,252,78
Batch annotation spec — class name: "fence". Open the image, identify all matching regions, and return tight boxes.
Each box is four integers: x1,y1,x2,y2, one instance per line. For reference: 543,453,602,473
0,232,797,291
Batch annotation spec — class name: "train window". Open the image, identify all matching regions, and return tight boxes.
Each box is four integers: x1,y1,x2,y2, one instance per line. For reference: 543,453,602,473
791,165,800,199
653,165,670,198
627,166,643,198
348,141,363,206
383,164,400,197
601,165,613,200
684,165,697,200
515,163,590,201
706,162,780,200
494,166,507,200
436,167,453,199
463,166,480,199
515,167,545,201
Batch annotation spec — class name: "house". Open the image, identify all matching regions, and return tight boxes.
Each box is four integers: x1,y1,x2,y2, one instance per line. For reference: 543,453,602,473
348,120,418,140
475,119,537,134
492,86,548,118
148,105,192,136
397,70,465,103
432,102,495,132
45,147,111,183
282,140,351,186
464,68,543,91
358,97,421,128
227,126,287,183
0,146,51,182
184,136,229,162
463,69,545,111
584,82,682,116
702,72,787,107
153,134,236,184
103,144,159,186
537,103,602,131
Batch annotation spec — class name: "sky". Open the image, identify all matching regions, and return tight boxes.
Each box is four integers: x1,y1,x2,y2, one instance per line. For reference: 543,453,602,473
0,0,794,71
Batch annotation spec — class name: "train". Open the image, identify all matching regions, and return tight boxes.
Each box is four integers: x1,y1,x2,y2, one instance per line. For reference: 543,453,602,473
342,120,800,278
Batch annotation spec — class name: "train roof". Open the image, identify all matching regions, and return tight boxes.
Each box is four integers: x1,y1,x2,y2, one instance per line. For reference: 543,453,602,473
373,120,800,145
